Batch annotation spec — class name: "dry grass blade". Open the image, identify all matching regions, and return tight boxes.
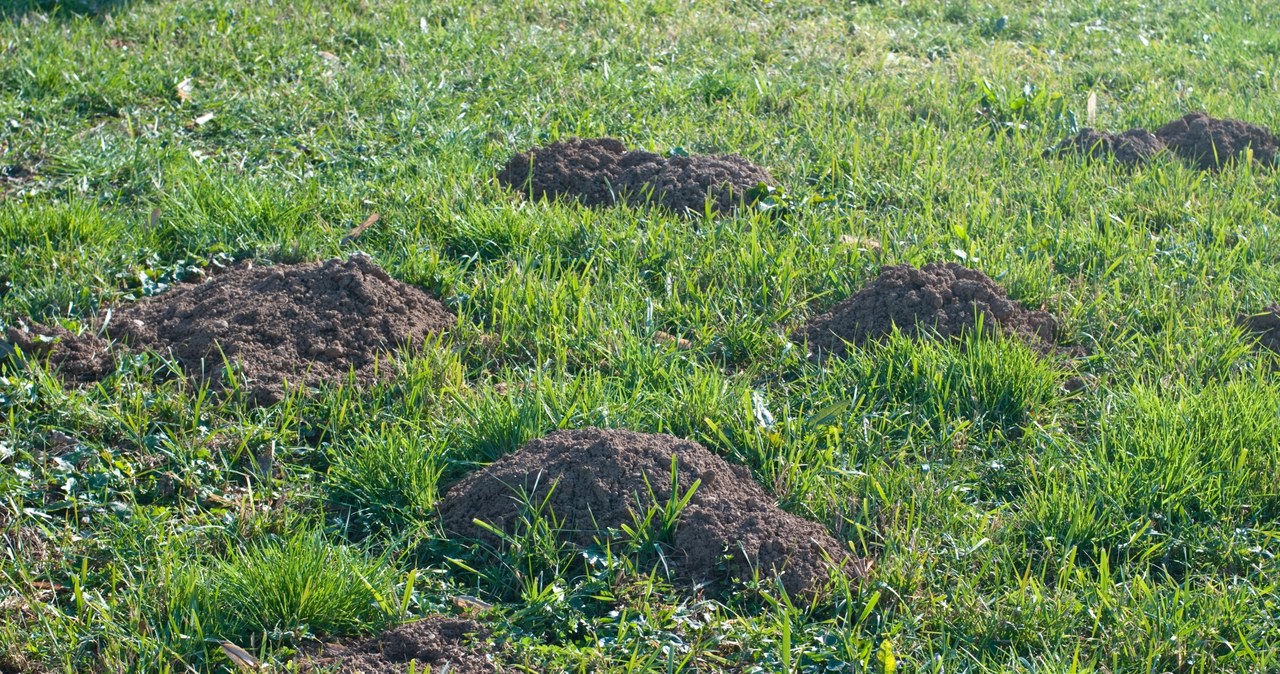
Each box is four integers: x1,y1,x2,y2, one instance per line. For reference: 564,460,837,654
342,213,381,244
451,595,494,612
219,641,261,670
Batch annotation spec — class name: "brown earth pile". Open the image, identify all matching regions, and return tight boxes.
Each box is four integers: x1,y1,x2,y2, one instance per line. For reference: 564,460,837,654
1155,112,1279,170
5,323,114,383
799,262,1058,358
1050,128,1165,165
1239,304,1280,354
438,428,863,598
305,616,500,674
496,137,773,215
4,256,454,405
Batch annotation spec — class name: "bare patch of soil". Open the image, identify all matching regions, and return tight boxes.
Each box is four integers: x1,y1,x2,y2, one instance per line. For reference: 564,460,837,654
1240,304,1280,354
438,428,864,598
3,256,454,405
799,262,1059,358
1156,112,1278,170
1050,128,1165,165
497,137,772,215
304,616,500,674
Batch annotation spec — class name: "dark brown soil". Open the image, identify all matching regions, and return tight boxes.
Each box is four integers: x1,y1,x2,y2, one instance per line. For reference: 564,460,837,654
1050,128,1165,165
799,262,1059,358
438,428,864,598
0,156,42,196
496,137,772,215
0,652,42,674
3,256,454,405
304,616,500,674
1155,112,1278,170
1240,304,1280,353
5,323,114,383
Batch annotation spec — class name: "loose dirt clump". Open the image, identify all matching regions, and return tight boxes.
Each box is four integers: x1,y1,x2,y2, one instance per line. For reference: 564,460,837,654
4,323,114,383
497,137,772,215
1050,128,1165,165
1239,305,1280,354
799,262,1059,358
304,616,501,674
438,428,863,598
107,255,454,405
1156,112,1278,170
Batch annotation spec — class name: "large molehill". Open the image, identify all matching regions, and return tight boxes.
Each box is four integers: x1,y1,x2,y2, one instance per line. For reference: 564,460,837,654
799,262,1059,358
497,137,773,215
4,255,454,405
438,427,866,598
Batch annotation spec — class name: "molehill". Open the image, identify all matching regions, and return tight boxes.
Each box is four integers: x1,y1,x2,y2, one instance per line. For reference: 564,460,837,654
1240,304,1280,354
1155,112,1278,171
4,255,454,405
1049,128,1164,166
799,262,1059,358
497,137,773,215
1049,112,1277,170
304,616,501,674
438,428,864,598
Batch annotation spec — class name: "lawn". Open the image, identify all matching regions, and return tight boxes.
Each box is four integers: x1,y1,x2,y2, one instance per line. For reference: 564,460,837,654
2,0,1280,671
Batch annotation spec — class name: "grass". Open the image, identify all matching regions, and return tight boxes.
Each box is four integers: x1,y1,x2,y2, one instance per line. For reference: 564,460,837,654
2,0,1280,671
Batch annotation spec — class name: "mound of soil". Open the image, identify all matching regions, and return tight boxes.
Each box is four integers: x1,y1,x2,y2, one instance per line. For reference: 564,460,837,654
3,256,454,405
439,428,863,598
1239,305,1280,353
496,137,772,215
799,262,1058,358
305,616,500,674
110,255,454,405
1155,112,1278,170
497,137,627,208
5,323,114,383
1050,128,1165,165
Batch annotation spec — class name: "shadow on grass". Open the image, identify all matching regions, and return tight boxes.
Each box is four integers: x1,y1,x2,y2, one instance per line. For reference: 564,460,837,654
2,0,141,21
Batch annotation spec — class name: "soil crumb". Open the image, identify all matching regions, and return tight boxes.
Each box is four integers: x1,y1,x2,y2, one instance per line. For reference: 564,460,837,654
4,256,454,405
439,428,864,598
305,616,500,674
4,323,114,383
1155,112,1278,170
799,262,1059,358
1240,304,1280,354
1050,128,1165,165
497,137,773,215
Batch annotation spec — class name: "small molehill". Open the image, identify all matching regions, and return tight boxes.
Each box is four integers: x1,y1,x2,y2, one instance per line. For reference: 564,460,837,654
4,256,454,405
1240,305,1280,354
304,616,501,674
497,137,772,215
1155,112,1278,171
5,323,114,383
1049,113,1278,170
438,428,864,598
799,262,1058,358
1050,128,1165,165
